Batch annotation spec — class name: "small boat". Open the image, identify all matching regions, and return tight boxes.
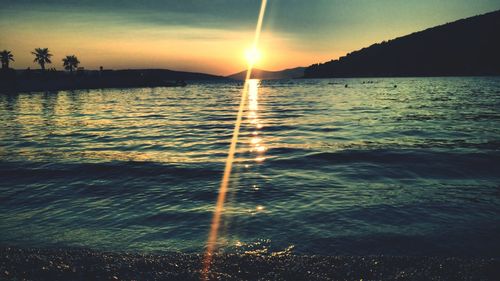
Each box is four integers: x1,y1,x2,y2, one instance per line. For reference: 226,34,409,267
164,80,187,87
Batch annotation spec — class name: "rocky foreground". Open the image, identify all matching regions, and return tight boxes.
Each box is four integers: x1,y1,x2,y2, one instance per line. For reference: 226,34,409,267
1,247,499,280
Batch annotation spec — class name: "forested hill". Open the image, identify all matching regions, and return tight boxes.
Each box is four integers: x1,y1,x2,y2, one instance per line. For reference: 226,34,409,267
304,10,500,78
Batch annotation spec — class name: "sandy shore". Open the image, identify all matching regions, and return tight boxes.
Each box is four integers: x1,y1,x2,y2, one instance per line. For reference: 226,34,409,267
1,247,499,280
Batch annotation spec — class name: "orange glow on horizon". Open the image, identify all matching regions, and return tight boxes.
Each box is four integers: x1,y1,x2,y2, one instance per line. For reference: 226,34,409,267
1,22,319,75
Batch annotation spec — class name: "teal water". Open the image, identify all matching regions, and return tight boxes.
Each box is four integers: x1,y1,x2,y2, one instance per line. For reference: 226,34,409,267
1,77,499,256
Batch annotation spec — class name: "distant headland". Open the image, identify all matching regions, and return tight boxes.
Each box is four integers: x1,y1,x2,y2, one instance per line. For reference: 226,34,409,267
304,10,500,78
0,68,226,93
0,48,230,93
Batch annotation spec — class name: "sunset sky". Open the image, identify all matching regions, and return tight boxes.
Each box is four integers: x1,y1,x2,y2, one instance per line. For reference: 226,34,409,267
1,0,500,75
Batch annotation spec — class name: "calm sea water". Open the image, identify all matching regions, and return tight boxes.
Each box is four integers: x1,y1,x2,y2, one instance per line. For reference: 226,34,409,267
1,77,499,257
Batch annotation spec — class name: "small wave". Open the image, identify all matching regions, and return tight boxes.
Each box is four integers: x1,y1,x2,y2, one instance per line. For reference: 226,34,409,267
267,149,500,179
0,161,222,182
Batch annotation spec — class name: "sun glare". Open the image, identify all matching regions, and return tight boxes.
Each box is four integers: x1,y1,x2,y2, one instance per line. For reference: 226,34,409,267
244,47,261,66
202,1,267,279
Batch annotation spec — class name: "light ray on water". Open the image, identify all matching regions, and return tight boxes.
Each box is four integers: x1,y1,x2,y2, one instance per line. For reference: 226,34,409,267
201,0,268,278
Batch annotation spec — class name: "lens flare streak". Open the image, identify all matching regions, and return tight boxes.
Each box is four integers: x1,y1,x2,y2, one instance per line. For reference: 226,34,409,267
201,0,268,279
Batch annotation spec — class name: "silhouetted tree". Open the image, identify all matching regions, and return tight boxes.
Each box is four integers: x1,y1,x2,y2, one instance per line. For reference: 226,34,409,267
1,50,14,70
32,48,52,70
62,55,80,73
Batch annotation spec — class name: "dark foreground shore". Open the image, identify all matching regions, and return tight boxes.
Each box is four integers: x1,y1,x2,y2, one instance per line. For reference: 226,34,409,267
1,247,499,280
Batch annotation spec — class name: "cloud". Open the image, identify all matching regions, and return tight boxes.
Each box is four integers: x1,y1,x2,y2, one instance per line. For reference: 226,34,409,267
1,0,261,29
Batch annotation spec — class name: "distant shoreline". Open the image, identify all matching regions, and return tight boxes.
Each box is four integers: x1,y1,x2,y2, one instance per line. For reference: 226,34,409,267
1,69,499,94
1,247,499,280
296,74,500,79
0,69,226,93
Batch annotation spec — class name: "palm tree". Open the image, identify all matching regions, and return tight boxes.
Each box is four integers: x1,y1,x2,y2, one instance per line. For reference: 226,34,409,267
62,55,80,73
32,48,52,70
1,50,14,70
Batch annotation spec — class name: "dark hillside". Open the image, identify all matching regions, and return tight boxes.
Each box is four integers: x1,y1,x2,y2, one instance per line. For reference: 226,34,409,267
227,67,305,80
304,10,500,78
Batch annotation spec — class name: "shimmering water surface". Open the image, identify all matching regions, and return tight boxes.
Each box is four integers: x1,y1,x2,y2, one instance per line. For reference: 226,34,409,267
1,78,499,256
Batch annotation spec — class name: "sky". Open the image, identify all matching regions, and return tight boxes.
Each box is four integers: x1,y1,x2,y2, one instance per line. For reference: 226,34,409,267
1,0,500,75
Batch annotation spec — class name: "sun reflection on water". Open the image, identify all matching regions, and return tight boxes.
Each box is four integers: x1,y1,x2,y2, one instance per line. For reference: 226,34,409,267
247,79,267,165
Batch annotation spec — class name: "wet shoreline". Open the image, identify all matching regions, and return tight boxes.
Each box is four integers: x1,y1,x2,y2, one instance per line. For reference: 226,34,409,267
1,247,499,280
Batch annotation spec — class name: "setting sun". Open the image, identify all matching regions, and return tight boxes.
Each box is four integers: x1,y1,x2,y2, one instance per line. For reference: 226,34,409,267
244,47,262,66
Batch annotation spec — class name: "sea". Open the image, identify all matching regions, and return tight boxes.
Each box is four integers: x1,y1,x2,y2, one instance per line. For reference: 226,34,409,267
1,77,499,257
